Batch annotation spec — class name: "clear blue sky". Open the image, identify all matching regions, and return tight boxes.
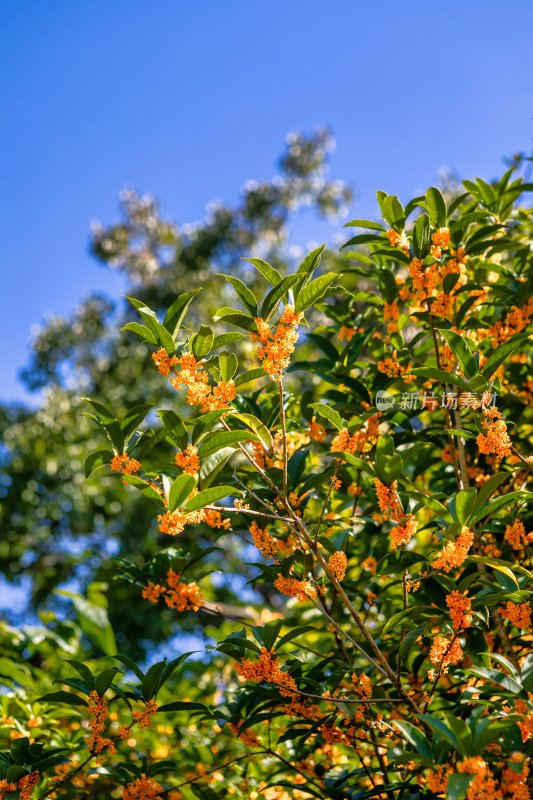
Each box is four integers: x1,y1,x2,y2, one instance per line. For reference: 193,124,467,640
2,0,532,402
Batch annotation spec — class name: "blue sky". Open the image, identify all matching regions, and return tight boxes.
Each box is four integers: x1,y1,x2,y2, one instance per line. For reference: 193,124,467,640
2,0,532,402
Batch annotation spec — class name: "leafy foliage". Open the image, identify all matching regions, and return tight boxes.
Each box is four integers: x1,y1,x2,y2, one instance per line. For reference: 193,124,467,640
1,149,533,798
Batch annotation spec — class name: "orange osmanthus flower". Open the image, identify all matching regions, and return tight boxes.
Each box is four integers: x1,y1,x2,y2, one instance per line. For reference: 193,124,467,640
477,407,512,458
175,444,200,476
328,551,347,581
504,519,533,551
252,305,303,381
429,635,463,672
235,647,297,697
250,521,279,559
274,574,317,602
432,527,474,572
374,478,403,521
170,352,236,412
152,347,179,376
390,513,417,549
499,601,531,629
110,453,141,475
86,691,116,754
446,591,473,629
142,569,204,613
122,775,163,800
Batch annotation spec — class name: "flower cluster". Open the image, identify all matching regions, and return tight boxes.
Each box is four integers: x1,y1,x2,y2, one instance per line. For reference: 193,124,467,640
110,453,141,475
157,503,229,537
328,551,347,582
432,527,474,572
308,416,326,442
122,775,163,800
168,353,236,412
374,479,403,521
499,601,531,629
477,407,512,458
504,520,533,551
235,647,297,697
377,354,404,378
142,569,204,613
86,691,115,754
252,305,303,380
274,574,317,602
0,772,40,800
352,672,372,699
489,297,533,347
175,444,200,476
428,635,463,672
390,513,417,550
446,591,473,629
152,348,179,376
132,700,158,730
249,521,279,559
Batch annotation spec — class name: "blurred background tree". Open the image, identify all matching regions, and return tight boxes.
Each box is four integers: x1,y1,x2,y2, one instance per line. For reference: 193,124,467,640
0,128,352,658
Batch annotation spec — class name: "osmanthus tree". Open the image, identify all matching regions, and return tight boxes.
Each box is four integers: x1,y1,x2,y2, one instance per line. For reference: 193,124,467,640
2,165,533,799
0,127,350,624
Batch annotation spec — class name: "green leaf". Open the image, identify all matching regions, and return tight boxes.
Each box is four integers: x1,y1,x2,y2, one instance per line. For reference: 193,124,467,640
158,701,214,716
295,272,340,313
190,325,214,358
121,404,152,439
163,288,202,335
142,660,166,700
85,449,113,478
472,491,528,524
425,187,447,227
199,430,259,458
468,667,526,697
261,274,303,320
296,243,327,274
467,555,519,589
66,659,95,688
212,308,257,332
127,298,176,353
393,721,433,759
256,619,284,650
437,329,478,378
235,367,267,387
220,275,257,315
447,774,473,800
453,488,477,525
382,195,406,231
218,352,238,382
481,333,529,380
95,667,121,697
308,402,344,431
344,219,385,231
274,625,317,651
168,474,197,513
412,213,430,257
121,322,157,344
243,257,283,287
417,713,462,753
474,472,509,510
199,447,236,486
36,691,88,707
158,409,188,448
183,486,235,512
113,654,144,681
229,412,273,450
212,332,247,349
408,367,469,390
